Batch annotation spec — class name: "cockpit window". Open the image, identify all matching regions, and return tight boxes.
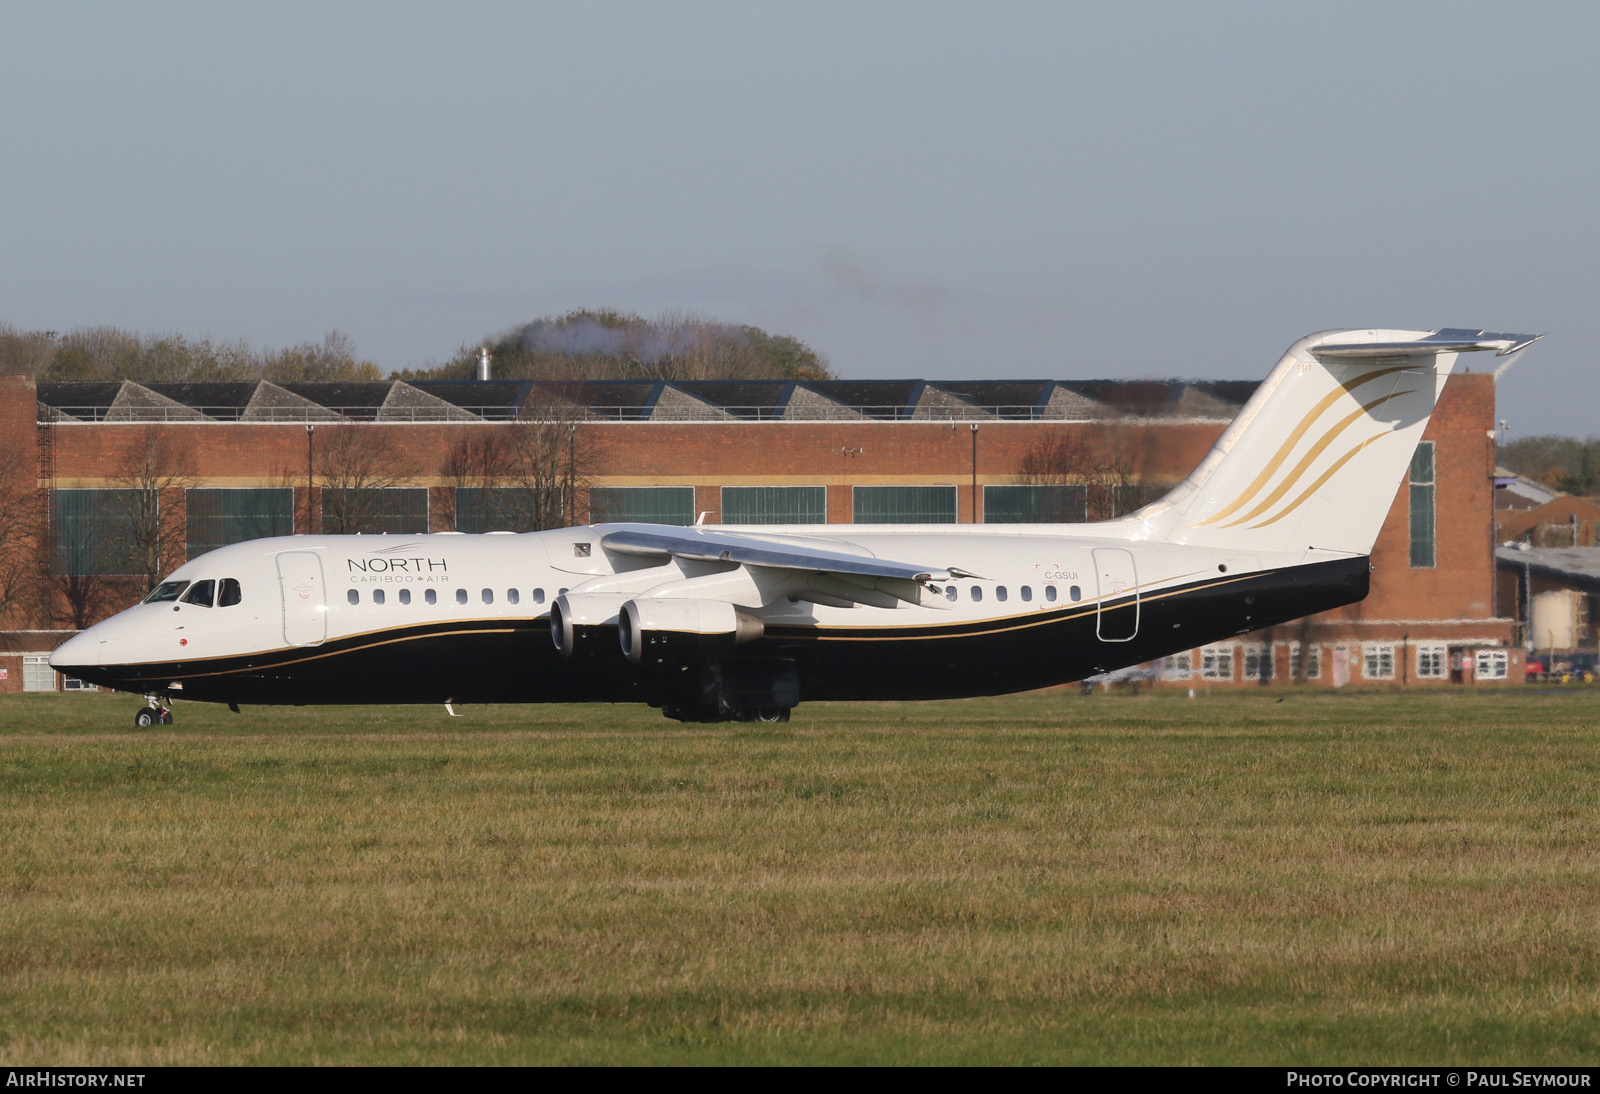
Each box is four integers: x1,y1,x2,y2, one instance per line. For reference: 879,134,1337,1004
181,579,216,608
144,580,190,604
218,578,242,607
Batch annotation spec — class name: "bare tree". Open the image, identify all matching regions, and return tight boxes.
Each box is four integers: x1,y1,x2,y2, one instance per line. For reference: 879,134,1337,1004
107,428,195,594
0,434,45,626
440,388,596,531
317,425,417,534
1017,426,1159,521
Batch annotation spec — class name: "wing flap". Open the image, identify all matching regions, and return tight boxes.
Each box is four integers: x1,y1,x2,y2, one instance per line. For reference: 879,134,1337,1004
599,524,952,584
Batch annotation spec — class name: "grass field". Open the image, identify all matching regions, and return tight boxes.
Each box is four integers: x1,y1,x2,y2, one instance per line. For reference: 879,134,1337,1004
2,687,1599,1065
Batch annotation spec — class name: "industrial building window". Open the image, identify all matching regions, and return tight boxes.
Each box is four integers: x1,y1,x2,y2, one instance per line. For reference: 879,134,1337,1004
720,486,826,524
186,488,294,559
321,488,429,535
852,485,957,523
1161,652,1193,680
1364,644,1396,680
22,655,55,692
1475,649,1509,680
1409,442,1436,568
1416,644,1448,679
983,484,1087,523
50,489,140,575
1112,483,1161,517
1200,646,1234,680
1289,643,1322,680
589,486,695,526
455,487,546,533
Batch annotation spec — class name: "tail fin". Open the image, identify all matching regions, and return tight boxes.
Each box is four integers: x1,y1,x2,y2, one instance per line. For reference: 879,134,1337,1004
1139,328,1540,557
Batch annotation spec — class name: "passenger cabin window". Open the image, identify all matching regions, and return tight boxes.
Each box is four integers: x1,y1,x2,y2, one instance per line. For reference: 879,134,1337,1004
507,589,520,605
456,589,468,605
945,586,957,602
347,590,359,605
482,589,493,605
533,588,546,604
1069,584,1082,602
145,580,190,604
425,589,437,605
971,587,983,602
1020,586,1032,603
996,586,1008,602
1044,586,1057,602
373,589,385,605
182,580,215,607
218,578,242,607
399,589,411,605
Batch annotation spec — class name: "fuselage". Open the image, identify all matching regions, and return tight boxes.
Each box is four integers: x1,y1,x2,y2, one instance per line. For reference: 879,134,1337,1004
50,523,1369,709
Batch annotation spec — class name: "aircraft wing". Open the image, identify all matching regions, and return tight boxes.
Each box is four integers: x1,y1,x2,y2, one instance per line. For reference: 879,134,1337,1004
599,524,954,583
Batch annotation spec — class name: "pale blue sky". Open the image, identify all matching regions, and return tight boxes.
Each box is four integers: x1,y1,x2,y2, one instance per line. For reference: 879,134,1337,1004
2,2,1594,435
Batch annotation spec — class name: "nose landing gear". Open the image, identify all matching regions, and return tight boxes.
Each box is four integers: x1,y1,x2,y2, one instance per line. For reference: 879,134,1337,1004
134,697,173,727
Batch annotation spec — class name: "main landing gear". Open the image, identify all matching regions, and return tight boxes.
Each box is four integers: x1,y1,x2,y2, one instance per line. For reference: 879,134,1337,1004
134,696,173,727
660,705,792,724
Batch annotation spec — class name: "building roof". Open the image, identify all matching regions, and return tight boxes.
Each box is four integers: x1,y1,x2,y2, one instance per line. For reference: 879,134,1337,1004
1496,545,1600,593
33,376,1266,424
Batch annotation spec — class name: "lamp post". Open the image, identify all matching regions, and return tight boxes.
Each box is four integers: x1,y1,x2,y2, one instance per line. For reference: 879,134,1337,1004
970,423,978,524
566,423,576,526
306,424,314,534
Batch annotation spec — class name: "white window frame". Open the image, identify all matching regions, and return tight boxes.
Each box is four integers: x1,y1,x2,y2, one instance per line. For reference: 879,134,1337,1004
1475,649,1509,680
1289,643,1322,680
1243,644,1274,682
1415,644,1449,680
1160,652,1193,680
23,654,55,692
1364,644,1396,681
1200,645,1235,681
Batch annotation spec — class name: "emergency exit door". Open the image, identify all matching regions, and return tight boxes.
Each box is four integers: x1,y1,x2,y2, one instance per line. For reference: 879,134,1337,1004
277,551,328,647
1093,548,1139,642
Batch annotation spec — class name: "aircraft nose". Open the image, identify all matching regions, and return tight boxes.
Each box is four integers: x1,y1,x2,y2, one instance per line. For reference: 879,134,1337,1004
48,630,95,671
48,626,105,671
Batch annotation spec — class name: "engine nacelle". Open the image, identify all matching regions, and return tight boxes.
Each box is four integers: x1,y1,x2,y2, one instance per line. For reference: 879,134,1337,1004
619,598,764,667
550,593,625,660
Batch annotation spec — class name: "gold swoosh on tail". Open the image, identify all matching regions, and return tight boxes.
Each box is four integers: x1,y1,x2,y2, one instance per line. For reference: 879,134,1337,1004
1215,390,1407,529
1189,364,1411,528
1245,433,1385,529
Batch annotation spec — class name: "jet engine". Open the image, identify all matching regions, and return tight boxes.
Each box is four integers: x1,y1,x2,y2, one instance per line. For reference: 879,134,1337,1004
550,593,626,660
618,597,764,668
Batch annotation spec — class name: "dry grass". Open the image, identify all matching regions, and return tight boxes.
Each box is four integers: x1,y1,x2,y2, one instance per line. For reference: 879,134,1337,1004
1,688,1598,1064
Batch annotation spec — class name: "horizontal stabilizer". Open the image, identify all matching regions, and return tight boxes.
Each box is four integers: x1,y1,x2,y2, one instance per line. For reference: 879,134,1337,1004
1310,329,1541,358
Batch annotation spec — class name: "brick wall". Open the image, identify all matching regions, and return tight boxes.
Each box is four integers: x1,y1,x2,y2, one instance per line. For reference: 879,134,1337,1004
10,375,1508,659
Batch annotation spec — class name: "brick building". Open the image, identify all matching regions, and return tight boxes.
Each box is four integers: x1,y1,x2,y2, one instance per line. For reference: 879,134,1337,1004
0,370,1518,693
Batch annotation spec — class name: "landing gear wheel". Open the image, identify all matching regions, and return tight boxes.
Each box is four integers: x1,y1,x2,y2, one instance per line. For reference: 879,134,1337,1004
135,698,172,728
755,708,790,724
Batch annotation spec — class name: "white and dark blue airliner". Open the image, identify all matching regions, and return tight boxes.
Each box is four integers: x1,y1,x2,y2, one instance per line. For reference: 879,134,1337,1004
52,328,1539,725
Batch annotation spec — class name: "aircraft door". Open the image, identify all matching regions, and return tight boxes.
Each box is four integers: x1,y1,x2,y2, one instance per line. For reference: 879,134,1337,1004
277,551,328,647
1093,548,1139,642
